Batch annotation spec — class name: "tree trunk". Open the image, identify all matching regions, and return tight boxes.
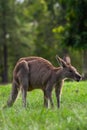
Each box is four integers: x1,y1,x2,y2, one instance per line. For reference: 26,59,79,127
1,1,8,83
82,50,87,80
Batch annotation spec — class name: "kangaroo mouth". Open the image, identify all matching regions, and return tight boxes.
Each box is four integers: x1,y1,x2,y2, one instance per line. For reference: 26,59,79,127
76,77,82,82
76,79,80,82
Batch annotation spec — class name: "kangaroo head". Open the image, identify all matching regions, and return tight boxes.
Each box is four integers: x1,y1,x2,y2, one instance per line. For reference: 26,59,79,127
56,55,82,81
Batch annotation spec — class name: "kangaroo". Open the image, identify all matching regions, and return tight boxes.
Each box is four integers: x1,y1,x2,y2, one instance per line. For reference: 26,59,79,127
6,55,81,108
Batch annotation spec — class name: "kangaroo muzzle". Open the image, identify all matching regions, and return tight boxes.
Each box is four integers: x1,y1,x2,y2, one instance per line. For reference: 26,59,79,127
75,74,82,82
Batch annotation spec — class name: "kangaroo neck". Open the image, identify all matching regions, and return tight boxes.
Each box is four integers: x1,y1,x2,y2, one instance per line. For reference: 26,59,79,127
56,67,65,80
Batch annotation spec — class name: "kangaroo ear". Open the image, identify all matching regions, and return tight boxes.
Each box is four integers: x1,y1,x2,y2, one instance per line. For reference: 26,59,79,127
56,55,67,68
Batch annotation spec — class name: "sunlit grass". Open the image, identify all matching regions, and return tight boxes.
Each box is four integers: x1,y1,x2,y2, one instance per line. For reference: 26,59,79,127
0,81,87,130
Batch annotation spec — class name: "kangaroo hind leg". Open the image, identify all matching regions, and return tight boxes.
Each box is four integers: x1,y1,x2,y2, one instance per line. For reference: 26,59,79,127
18,60,29,108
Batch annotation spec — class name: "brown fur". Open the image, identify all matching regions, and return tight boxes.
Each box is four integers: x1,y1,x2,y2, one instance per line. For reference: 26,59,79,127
6,55,81,108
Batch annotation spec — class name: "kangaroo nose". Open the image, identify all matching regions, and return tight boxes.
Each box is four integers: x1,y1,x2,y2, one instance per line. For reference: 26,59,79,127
77,75,82,82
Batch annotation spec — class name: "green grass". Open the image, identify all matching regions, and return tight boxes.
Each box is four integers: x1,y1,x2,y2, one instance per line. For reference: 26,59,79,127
0,81,87,130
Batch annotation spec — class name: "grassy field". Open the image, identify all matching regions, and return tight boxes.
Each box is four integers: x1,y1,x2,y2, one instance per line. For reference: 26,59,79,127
0,81,87,130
